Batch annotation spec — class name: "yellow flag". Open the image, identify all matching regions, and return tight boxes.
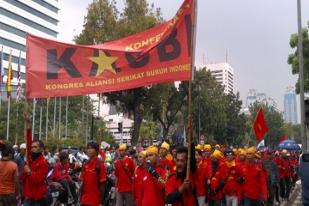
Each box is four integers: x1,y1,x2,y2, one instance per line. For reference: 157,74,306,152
6,51,13,98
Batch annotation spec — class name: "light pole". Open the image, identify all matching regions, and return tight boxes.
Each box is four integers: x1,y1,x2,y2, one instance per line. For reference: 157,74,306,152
297,0,307,152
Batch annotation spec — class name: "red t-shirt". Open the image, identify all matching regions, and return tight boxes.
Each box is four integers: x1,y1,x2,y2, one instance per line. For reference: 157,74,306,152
166,172,197,206
133,166,147,206
115,156,135,192
81,157,106,206
22,155,48,200
243,161,267,200
51,161,71,182
141,166,167,206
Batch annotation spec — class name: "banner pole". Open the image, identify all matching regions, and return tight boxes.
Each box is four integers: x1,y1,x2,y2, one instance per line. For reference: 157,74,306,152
39,104,43,140
6,97,11,141
186,0,198,180
53,97,56,137
46,98,49,140
32,98,36,140
65,96,68,139
58,97,62,140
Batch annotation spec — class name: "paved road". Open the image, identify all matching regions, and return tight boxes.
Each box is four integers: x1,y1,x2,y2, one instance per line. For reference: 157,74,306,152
281,181,302,206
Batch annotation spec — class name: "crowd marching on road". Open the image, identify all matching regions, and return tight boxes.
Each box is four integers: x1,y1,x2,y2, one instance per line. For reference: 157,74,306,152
0,136,301,206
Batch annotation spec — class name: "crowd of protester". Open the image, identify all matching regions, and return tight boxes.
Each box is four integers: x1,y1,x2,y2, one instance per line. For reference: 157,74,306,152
0,135,300,206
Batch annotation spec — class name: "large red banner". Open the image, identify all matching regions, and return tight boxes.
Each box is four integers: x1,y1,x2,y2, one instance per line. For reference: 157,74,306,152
26,0,194,98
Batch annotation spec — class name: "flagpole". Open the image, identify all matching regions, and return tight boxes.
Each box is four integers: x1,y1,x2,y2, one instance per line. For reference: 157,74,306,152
53,97,57,137
58,97,62,139
46,98,49,140
32,98,36,140
85,95,89,145
15,102,19,144
98,94,101,117
6,97,11,141
39,104,43,140
65,96,68,139
186,0,197,180
81,95,85,139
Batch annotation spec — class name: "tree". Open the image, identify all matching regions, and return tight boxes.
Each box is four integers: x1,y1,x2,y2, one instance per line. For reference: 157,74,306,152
179,68,246,145
249,102,285,148
287,22,309,93
145,83,186,141
74,0,163,145
74,0,119,44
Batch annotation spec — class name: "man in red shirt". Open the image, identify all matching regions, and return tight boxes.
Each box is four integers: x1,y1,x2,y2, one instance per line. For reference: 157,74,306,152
81,141,106,206
22,140,49,206
114,144,135,206
276,149,291,201
205,150,227,206
166,146,198,206
195,144,207,206
140,145,167,206
51,151,76,204
223,150,242,206
133,151,147,206
243,147,267,206
159,141,176,172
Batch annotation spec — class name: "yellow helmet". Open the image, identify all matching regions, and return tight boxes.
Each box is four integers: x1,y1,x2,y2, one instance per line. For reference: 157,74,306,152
138,150,147,158
195,144,203,151
119,144,127,151
146,145,159,155
246,146,256,155
160,141,170,151
211,150,223,160
281,149,288,155
238,148,247,156
204,144,212,151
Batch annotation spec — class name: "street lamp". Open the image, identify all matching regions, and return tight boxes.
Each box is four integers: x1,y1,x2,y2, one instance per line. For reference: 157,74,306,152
297,0,307,152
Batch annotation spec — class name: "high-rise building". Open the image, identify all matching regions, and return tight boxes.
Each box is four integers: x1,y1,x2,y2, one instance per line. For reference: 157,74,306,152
284,86,298,124
241,89,279,116
0,0,59,99
201,62,234,94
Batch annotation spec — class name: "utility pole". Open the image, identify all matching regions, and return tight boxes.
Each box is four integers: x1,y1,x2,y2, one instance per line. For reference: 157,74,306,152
297,0,307,152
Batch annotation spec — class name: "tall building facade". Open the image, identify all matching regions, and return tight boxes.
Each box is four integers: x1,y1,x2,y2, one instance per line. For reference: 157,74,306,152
284,87,298,124
0,0,59,99
241,89,279,116
203,62,234,94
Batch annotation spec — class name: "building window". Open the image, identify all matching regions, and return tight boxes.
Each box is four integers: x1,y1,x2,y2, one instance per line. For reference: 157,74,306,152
31,0,59,13
4,0,58,25
3,52,26,65
0,8,58,37
0,37,25,51
0,22,27,39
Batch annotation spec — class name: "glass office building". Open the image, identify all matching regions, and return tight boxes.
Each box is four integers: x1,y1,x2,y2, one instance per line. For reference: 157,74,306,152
0,0,59,99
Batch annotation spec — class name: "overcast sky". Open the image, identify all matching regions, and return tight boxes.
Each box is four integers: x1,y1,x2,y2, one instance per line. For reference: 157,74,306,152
57,0,309,113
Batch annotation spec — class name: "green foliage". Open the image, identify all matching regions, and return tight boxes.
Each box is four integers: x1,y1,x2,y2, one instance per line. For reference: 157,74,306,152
0,98,25,144
288,23,309,93
249,102,285,148
179,68,246,145
282,123,301,143
145,83,186,141
74,0,163,145
139,121,160,144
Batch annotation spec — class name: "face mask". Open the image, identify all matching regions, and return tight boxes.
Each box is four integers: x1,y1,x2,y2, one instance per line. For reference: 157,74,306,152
31,151,42,160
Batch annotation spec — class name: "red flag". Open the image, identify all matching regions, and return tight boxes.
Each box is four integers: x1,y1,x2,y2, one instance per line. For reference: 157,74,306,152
26,0,195,98
253,108,268,142
279,135,287,143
